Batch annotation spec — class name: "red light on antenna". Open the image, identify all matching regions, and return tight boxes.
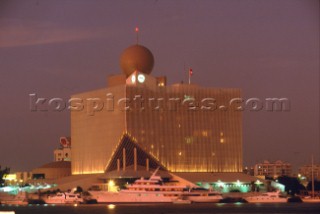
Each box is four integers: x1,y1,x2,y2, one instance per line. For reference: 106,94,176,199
189,68,193,76
135,27,139,32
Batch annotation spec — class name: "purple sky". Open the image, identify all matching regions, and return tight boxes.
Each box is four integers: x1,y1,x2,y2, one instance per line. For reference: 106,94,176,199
0,0,319,172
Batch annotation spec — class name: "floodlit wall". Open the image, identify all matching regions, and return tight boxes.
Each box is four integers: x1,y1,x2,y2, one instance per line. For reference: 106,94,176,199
71,74,242,174
71,86,125,174
126,83,242,172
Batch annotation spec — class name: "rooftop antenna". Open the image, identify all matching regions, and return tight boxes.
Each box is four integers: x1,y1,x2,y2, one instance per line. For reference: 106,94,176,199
183,62,186,84
184,62,193,84
188,67,193,85
135,27,139,44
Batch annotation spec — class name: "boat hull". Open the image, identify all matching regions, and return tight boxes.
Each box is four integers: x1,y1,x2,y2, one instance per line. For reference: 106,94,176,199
245,197,287,203
89,191,178,203
43,193,83,204
301,198,320,203
187,196,222,203
0,200,28,205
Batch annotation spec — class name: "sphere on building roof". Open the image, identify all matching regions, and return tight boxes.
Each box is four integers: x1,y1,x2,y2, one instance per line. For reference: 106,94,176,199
120,44,154,77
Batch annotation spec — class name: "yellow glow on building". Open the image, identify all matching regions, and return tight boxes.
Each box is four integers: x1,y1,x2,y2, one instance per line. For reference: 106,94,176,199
202,131,208,137
4,174,16,181
72,170,104,175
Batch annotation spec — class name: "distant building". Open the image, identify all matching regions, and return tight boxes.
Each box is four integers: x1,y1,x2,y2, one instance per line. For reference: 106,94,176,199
32,161,71,180
54,137,71,162
15,172,32,183
3,172,31,185
243,166,254,176
254,160,292,178
298,164,320,180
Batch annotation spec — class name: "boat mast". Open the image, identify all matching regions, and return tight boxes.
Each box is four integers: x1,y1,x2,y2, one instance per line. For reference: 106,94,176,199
311,155,314,198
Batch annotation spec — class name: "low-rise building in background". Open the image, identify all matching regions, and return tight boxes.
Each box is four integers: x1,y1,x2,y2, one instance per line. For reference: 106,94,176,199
254,160,292,178
53,137,71,162
298,164,320,180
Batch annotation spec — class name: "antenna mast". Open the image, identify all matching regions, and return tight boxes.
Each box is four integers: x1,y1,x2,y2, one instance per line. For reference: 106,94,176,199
135,27,139,44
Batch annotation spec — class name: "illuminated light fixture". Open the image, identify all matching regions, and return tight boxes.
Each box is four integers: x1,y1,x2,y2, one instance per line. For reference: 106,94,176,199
137,74,145,83
108,204,116,209
108,180,115,186
255,180,262,185
131,75,136,83
108,180,118,192
220,138,224,143
178,152,182,156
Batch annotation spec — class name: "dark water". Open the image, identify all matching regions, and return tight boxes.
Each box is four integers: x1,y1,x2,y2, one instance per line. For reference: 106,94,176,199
1,203,320,214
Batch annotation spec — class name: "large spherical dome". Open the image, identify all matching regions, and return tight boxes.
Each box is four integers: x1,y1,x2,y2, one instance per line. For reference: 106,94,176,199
120,44,154,77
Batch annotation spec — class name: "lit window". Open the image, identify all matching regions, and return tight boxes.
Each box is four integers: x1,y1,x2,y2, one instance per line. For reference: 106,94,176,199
131,75,136,83
202,131,208,137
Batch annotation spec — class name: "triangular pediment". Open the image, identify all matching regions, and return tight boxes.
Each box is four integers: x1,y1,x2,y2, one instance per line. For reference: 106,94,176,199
105,133,167,172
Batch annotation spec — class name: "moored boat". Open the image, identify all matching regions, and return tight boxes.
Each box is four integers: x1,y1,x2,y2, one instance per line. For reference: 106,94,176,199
89,168,223,203
89,170,184,203
301,196,320,203
244,191,287,203
301,156,320,203
44,192,83,204
183,191,223,203
0,192,28,205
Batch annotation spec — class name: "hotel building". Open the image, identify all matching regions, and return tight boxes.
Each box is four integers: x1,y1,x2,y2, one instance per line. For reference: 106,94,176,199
71,44,243,175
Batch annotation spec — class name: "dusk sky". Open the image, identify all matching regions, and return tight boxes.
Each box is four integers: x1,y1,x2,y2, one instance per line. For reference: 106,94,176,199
0,0,319,172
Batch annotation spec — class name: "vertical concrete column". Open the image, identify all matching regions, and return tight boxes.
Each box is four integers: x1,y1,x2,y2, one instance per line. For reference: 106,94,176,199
146,158,149,171
123,148,126,171
117,158,120,171
134,147,137,171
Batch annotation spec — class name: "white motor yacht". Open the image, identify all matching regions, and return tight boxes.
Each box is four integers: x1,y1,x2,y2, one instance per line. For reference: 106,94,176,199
44,192,83,204
244,191,287,203
89,168,223,203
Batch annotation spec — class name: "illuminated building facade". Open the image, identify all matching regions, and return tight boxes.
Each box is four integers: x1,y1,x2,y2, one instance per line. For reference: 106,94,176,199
71,44,242,175
254,160,292,178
